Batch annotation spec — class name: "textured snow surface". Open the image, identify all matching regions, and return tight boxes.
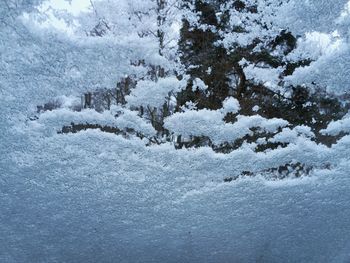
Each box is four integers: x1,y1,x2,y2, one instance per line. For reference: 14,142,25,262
279,0,350,94
221,0,350,94
3,109,350,263
2,127,350,263
1,1,350,263
164,110,288,144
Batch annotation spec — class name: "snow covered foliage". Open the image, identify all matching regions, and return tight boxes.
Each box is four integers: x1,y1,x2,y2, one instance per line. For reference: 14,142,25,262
276,0,350,94
164,106,288,145
2,0,350,262
127,77,186,108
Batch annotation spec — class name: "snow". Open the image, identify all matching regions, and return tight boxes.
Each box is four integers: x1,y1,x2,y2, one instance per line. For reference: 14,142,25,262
127,77,186,108
278,0,350,94
269,126,315,144
286,43,350,94
276,0,350,36
192,77,208,91
220,0,350,95
321,115,350,136
164,109,288,144
1,1,350,262
221,97,240,114
241,61,284,91
2,126,350,262
25,106,157,138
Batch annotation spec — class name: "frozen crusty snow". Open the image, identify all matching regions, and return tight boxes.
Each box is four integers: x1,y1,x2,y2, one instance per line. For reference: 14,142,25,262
164,109,289,145
1,1,350,263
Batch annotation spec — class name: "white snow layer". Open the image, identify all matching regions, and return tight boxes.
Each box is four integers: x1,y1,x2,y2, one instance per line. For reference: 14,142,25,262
279,0,350,94
1,1,350,263
164,109,288,144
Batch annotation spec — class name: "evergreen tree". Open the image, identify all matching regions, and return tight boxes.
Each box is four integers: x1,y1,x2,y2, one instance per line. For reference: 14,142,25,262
32,0,350,178
176,0,348,149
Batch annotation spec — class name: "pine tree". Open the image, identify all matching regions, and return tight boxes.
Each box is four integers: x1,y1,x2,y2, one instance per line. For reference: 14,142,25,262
176,0,348,149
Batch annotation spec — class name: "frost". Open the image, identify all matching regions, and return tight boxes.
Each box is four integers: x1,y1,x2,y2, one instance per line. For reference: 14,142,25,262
2,1,350,262
278,1,350,94
286,43,350,94
287,32,343,61
269,126,315,144
164,110,288,144
221,97,240,114
321,115,350,136
26,106,156,138
126,77,185,108
242,62,284,91
192,77,208,91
